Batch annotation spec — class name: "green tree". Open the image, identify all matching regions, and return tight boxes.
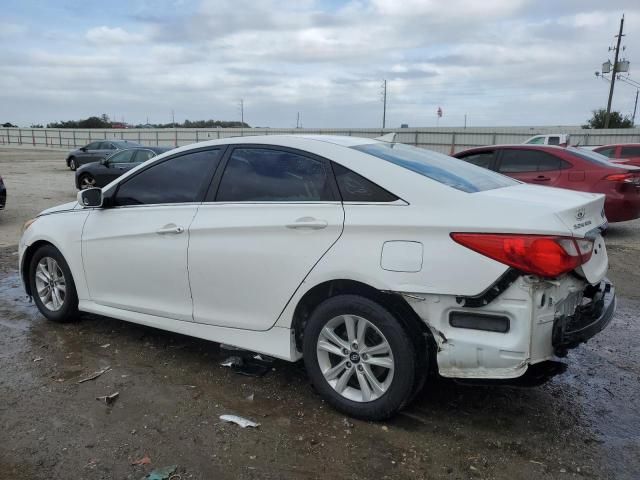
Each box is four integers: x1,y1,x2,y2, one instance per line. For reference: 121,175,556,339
2,122,17,128
583,109,633,129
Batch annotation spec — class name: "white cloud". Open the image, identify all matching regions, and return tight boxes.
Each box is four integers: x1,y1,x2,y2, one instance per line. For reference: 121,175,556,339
86,26,146,45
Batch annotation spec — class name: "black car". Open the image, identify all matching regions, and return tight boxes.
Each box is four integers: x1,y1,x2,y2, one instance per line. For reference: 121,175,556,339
75,146,172,189
66,140,142,171
0,175,6,210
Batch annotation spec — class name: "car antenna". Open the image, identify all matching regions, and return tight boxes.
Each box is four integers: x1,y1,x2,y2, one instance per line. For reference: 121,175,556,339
375,132,396,143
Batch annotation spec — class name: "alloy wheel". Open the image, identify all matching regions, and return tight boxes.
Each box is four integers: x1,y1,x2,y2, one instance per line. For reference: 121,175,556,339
80,175,96,189
316,314,395,402
34,257,66,311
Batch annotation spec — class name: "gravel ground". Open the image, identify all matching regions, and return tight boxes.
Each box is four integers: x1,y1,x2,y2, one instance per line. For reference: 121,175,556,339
0,147,639,479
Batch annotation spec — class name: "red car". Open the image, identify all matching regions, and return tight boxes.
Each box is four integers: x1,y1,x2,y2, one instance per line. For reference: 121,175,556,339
454,145,640,223
593,144,640,167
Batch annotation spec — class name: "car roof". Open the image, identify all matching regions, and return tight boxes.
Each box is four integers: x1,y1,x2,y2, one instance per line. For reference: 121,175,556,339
455,144,569,155
594,143,640,148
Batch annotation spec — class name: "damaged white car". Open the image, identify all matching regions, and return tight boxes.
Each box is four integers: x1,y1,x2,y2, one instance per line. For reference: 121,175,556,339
19,135,615,420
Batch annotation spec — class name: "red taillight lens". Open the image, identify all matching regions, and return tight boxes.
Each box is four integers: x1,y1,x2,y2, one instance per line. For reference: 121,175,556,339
451,233,594,278
604,173,640,184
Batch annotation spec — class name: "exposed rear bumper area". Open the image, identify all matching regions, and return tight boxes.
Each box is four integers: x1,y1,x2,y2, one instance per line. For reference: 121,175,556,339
552,279,615,357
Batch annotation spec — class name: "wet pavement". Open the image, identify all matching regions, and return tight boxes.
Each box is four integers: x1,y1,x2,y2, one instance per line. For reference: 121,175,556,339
0,243,638,480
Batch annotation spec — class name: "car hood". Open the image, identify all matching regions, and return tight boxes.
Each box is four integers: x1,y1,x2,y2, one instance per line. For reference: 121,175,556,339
39,201,79,216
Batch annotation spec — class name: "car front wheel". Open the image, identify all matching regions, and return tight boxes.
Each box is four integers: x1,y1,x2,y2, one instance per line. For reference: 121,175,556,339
29,244,79,322
79,173,96,190
303,294,417,420
69,157,77,171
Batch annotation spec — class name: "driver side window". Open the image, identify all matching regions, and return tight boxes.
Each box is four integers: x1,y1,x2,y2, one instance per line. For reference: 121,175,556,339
108,150,136,164
113,149,222,206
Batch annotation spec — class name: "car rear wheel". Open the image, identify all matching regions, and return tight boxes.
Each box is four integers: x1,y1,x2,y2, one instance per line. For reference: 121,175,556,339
79,173,96,190
303,294,417,420
29,244,79,323
69,157,77,171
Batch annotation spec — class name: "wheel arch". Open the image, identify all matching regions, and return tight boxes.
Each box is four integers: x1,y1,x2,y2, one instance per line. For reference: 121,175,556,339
21,240,67,297
291,279,435,361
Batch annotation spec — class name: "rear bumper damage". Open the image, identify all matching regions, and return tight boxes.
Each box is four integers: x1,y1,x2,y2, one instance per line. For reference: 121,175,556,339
404,274,616,381
552,279,615,357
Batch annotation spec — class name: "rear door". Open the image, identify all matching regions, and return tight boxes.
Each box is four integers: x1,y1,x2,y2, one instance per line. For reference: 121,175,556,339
188,145,344,331
496,148,568,186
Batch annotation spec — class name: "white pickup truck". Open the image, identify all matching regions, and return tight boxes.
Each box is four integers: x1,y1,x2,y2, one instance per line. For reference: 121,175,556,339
524,134,570,147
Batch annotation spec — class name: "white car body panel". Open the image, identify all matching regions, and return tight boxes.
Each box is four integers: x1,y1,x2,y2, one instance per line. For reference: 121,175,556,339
19,135,611,379
81,205,198,321
188,202,344,330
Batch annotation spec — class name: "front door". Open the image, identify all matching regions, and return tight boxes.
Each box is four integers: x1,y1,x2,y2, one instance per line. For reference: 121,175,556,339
188,146,344,331
82,148,223,320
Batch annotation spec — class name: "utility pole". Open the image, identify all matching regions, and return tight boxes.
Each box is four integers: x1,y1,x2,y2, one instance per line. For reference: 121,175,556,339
464,114,467,129
633,89,639,126
296,112,300,128
381,80,387,129
239,99,244,126
605,15,625,128
171,109,175,128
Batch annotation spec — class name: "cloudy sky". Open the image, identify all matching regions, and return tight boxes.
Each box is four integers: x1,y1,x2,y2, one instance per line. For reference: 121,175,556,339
1,0,639,128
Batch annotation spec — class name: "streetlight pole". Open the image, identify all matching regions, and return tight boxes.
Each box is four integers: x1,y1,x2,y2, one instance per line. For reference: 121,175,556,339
605,15,625,128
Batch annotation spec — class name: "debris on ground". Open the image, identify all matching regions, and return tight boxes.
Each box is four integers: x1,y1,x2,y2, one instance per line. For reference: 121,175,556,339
78,366,111,384
245,393,255,401
33,357,43,362
140,465,178,480
220,356,243,368
220,356,271,377
96,391,120,405
220,414,260,428
131,454,151,465
100,343,111,348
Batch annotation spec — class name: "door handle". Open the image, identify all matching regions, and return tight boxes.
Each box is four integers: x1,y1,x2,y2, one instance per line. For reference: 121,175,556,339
286,217,328,230
533,175,551,181
156,224,184,235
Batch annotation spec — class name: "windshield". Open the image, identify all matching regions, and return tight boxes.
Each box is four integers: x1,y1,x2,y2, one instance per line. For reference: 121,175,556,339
567,147,620,167
352,143,517,193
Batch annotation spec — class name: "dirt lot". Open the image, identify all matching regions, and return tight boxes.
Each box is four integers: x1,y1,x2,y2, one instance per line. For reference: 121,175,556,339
0,147,639,479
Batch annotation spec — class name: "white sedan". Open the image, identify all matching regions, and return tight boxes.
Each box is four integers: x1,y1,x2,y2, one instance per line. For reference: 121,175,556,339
19,135,615,419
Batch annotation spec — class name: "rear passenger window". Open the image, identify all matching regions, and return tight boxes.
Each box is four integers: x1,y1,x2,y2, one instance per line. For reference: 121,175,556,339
332,163,399,202
547,136,560,145
621,146,640,158
99,142,115,150
499,150,569,173
459,152,494,169
596,147,615,158
134,150,157,163
114,149,221,206
216,148,334,202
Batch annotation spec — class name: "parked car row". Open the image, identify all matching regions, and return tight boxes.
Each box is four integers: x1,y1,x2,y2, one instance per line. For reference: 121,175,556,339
454,144,640,223
75,146,171,189
66,140,143,170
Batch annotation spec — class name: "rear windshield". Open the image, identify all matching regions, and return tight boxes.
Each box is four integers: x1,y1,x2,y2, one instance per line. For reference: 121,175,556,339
567,147,619,167
352,143,517,193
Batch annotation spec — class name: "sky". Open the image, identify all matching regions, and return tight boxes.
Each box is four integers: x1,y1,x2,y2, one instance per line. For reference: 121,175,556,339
1,0,639,128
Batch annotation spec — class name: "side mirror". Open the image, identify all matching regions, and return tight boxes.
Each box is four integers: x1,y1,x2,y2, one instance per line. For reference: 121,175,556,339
78,188,103,208
80,147,87,152
100,158,107,166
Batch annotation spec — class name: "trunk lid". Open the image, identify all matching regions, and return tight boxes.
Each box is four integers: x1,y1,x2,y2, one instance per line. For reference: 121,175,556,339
478,184,608,283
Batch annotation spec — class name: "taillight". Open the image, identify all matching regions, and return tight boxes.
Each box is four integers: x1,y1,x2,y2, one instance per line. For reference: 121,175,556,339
451,233,594,278
604,172,640,184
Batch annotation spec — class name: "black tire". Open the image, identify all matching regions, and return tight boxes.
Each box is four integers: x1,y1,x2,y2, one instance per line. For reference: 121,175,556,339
68,157,77,171
78,173,96,190
303,294,418,420
29,244,79,323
